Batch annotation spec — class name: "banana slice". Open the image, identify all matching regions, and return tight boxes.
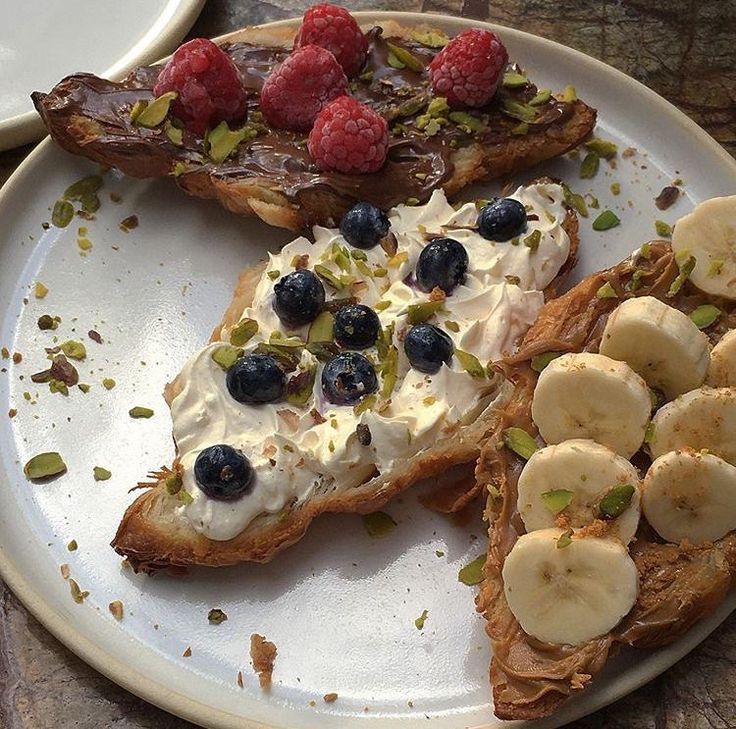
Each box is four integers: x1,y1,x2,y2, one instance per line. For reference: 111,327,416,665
531,352,651,458
502,528,638,645
650,386,736,465
517,439,641,543
671,196,736,300
599,296,709,399
706,329,736,387
642,450,736,544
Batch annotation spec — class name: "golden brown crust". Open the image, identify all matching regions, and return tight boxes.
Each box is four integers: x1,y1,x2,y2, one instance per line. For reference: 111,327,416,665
476,242,736,720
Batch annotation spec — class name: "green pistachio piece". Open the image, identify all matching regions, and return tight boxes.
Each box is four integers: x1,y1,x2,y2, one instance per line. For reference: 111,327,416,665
455,349,485,378
611,182,621,195
60,340,86,360
561,85,577,101
644,422,656,444
305,341,339,362
387,50,405,69
523,229,542,251
667,252,696,297
362,511,396,538
80,193,100,214
359,69,374,82
411,30,449,47
386,42,424,71
178,489,194,505
211,345,244,370
579,152,600,179
230,318,258,346
511,122,529,135
102,378,116,390
426,96,450,117
584,138,618,159
374,300,391,312
24,452,67,480
592,210,621,231
502,71,529,88
350,249,368,261
407,300,444,324
63,175,103,200
208,608,228,625
561,183,588,218
78,383,91,393
286,366,316,405
37,314,59,331
379,345,399,399
531,351,562,372
307,311,334,343
458,554,485,585
596,281,618,299
556,528,574,549
502,427,538,460
396,95,427,118
708,260,724,277
444,320,460,333
500,98,538,122
172,161,187,177
689,304,721,329
639,242,652,259
51,199,74,228
354,259,373,278
67,539,78,551
206,121,253,163
541,489,574,515
164,121,184,146
598,483,635,519
129,406,154,419
414,609,429,630
93,466,112,481
69,579,89,603
505,275,521,285
134,91,177,128
165,473,183,495
529,89,551,106
269,334,305,348
130,100,148,123
314,264,344,290
655,219,672,238
49,379,69,396
254,343,302,371
354,394,376,416
448,111,487,133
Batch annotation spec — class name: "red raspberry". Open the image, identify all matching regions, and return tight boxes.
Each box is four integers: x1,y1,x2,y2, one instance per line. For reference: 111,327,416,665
260,45,348,132
294,3,368,78
308,96,389,174
154,38,247,136
428,29,508,108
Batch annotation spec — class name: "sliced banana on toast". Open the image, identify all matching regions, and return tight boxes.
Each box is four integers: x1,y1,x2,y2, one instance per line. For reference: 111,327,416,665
517,439,641,543
502,528,639,645
531,352,651,458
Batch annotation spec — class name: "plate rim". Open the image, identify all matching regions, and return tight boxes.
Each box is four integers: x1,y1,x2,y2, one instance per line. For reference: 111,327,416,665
0,0,206,151
0,10,735,729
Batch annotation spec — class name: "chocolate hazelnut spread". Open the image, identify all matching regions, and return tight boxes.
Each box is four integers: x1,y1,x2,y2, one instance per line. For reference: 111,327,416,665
476,242,736,719
31,27,577,215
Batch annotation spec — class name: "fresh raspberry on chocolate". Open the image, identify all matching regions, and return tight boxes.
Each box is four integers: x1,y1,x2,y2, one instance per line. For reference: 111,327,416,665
294,3,368,78
308,96,389,174
153,38,248,135
428,28,508,108
260,45,348,132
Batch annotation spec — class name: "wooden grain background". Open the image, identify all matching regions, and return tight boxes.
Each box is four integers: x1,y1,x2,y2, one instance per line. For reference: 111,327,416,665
0,1,734,727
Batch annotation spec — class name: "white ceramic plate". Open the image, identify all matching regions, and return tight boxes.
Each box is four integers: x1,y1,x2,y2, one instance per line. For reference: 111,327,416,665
0,11,735,729
0,0,205,151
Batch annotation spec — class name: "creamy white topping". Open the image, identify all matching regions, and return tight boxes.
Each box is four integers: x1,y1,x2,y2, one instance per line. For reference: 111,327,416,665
171,184,571,540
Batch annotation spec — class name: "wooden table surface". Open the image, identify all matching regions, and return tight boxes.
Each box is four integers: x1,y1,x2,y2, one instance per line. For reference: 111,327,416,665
1,1,734,727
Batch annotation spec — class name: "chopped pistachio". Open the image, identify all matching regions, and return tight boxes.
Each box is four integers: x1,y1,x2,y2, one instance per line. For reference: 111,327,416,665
129,100,147,123
230,318,258,346
502,427,538,460
164,121,183,146
102,378,116,390
362,511,396,538
78,383,91,393
596,281,618,299
561,84,577,102
411,29,449,47
37,314,57,330
523,229,542,251
380,345,399,399
531,351,562,372
354,259,373,277
374,300,391,312
448,111,487,133
208,608,228,625
541,489,574,515
306,311,333,343
444,320,460,332
286,366,316,405
502,71,529,88
644,422,656,445
407,300,444,324
387,50,406,69
689,304,721,329
93,466,112,482
77,237,93,252
328,440,335,453
586,194,600,210
639,242,652,259
387,251,409,268
172,161,187,177
109,600,124,621
178,489,194,505
556,528,574,549
707,259,724,277
584,138,618,159
267,269,280,280
655,220,672,238
511,122,529,135
598,483,635,519
455,349,485,378
69,579,89,604
350,249,368,261
458,554,485,585
505,275,521,285
500,98,537,122
211,345,244,371
386,42,424,71
373,266,388,278
592,210,621,231
404,197,420,207
165,472,183,495
359,69,374,82
314,264,344,290
34,281,50,299
67,539,78,551
129,406,154,419
63,175,103,200
423,395,437,406
529,89,551,106
667,252,696,297
579,152,600,179
611,182,621,195
51,199,74,228
24,452,67,480
561,183,588,218
60,340,86,360
354,395,376,416
49,379,69,396
414,609,429,630
134,91,177,128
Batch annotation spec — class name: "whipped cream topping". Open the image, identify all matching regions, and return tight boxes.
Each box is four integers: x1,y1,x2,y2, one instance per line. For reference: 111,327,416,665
171,184,571,540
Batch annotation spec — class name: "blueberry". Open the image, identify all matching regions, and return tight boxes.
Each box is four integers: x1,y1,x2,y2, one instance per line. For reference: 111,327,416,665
477,198,528,241
273,269,325,327
334,304,380,349
404,324,454,374
226,354,285,404
194,444,254,501
415,237,468,294
321,352,378,405
339,202,390,249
